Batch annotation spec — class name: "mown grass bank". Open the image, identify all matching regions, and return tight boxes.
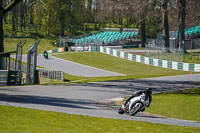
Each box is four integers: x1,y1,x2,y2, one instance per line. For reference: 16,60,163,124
0,105,199,133
146,87,200,121
54,52,188,81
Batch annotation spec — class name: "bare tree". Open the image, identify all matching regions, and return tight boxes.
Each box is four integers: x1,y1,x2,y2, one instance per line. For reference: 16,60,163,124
177,0,186,52
0,0,3,53
162,0,170,49
0,0,22,70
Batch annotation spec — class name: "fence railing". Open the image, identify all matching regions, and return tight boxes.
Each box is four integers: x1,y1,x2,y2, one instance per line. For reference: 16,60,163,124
9,61,64,81
38,69,64,81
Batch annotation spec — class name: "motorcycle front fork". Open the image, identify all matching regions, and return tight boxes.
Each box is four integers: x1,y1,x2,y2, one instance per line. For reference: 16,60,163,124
122,103,129,112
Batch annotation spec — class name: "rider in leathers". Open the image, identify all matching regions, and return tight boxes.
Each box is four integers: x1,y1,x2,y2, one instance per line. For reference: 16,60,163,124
124,88,152,108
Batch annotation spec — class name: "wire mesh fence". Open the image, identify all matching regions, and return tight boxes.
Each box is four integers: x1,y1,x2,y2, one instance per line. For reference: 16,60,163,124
145,39,184,62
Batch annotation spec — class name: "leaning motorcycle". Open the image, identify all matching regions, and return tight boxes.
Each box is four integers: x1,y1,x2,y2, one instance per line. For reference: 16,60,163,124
118,89,152,116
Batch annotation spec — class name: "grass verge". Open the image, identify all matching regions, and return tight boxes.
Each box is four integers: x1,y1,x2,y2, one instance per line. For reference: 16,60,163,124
146,87,200,121
0,105,199,133
54,52,189,80
184,53,200,64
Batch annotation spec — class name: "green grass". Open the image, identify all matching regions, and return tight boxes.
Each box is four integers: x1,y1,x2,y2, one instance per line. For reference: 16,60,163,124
184,53,200,64
4,38,58,54
0,105,199,133
124,47,145,50
54,52,188,80
146,87,200,121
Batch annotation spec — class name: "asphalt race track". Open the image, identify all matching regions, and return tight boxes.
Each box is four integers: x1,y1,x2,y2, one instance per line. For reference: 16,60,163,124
1,74,200,127
7,54,200,127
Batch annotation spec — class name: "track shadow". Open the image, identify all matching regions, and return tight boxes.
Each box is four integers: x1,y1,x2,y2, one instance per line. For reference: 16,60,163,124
135,113,165,119
67,79,200,94
0,87,27,93
0,93,101,110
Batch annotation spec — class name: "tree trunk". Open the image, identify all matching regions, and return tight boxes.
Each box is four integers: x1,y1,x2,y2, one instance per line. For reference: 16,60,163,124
0,0,5,70
4,15,7,24
23,0,27,29
29,1,33,26
162,0,170,50
178,0,186,53
12,7,16,34
120,17,123,33
0,0,4,53
20,2,24,32
141,18,146,47
126,16,129,28
59,12,65,36
94,21,97,31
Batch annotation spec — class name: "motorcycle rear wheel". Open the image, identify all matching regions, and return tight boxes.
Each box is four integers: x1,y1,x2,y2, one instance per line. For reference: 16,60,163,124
129,102,143,116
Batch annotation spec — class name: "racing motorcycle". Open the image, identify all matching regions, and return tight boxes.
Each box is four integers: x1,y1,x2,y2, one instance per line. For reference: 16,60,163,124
118,88,152,116
43,51,48,59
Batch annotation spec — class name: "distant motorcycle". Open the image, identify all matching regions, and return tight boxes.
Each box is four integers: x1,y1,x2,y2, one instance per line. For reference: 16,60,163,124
118,88,152,116
43,50,48,59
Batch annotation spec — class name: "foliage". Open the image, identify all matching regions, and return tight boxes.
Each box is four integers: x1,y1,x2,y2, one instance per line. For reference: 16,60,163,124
4,38,58,54
33,0,86,36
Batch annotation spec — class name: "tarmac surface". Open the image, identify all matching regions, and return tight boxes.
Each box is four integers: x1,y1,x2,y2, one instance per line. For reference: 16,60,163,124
7,53,200,127
1,74,200,127
18,54,125,77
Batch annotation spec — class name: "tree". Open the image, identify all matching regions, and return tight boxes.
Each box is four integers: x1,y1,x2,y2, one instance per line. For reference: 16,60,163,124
178,0,186,52
0,0,22,70
0,0,4,53
162,0,170,49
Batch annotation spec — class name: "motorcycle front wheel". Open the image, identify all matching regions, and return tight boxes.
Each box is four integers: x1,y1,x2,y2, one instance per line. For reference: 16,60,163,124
129,102,143,116
118,106,125,114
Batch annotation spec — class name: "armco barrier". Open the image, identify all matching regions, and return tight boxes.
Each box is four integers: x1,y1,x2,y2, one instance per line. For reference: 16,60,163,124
99,46,200,72
47,46,100,53
47,47,65,53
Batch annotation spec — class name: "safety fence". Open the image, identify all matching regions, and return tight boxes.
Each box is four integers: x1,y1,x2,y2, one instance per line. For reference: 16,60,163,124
145,39,184,62
47,46,101,53
38,69,64,81
99,46,200,72
47,47,65,53
9,61,64,81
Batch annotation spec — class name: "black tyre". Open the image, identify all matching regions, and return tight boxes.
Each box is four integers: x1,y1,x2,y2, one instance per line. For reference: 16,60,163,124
129,102,143,116
118,106,125,114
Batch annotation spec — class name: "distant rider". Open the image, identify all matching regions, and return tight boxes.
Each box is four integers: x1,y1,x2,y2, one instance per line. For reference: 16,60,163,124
43,50,48,59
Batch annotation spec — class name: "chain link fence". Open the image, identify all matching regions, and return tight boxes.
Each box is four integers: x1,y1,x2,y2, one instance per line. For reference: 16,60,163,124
145,39,184,62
